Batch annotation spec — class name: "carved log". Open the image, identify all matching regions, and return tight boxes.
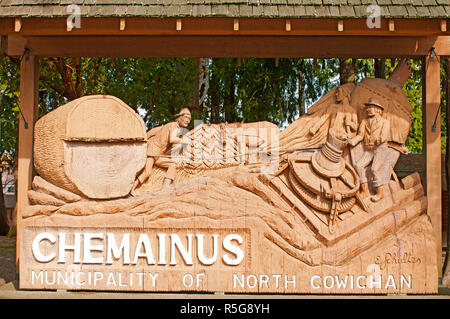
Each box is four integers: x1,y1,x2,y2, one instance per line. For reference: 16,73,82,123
22,205,59,218
401,171,422,190
33,95,147,199
32,176,81,203
27,190,66,207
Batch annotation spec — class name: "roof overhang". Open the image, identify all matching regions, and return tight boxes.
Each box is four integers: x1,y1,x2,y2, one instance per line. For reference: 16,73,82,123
1,17,449,58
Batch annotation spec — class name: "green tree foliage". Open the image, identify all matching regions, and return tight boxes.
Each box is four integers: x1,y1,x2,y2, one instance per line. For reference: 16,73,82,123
0,56,19,235
398,59,425,154
206,58,340,127
101,58,197,128
0,56,19,165
385,58,447,154
38,57,198,129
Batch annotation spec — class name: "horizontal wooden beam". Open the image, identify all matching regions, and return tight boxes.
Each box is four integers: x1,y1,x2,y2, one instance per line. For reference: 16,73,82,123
434,36,450,56
7,35,447,58
0,17,448,37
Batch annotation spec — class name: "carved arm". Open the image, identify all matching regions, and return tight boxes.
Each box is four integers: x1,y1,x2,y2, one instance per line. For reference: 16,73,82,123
349,120,366,146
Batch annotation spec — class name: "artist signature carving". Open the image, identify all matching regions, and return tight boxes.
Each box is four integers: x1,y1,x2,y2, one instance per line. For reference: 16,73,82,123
375,252,421,270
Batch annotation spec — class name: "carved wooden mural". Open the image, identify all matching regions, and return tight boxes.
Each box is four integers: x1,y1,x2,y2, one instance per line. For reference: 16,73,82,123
19,62,437,294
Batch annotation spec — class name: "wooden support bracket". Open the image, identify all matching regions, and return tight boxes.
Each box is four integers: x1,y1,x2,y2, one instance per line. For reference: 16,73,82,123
233,19,239,31
337,20,344,32
285,19,291,32
441,20,447,32
120,18,126,31
67,20,74,32
389,19,395,32
14,18,21,32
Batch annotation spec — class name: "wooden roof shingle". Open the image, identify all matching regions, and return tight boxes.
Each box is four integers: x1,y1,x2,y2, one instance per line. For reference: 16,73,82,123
0,0,448,18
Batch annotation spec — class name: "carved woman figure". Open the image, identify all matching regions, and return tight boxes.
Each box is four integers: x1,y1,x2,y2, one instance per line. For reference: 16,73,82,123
309,86,358,140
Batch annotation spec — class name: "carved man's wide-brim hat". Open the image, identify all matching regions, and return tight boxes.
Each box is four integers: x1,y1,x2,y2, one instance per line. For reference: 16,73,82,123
174,108,192,118
364,97,385,110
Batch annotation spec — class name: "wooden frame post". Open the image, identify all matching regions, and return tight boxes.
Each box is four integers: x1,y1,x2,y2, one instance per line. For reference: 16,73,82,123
423,54,442,277
16,54,39,271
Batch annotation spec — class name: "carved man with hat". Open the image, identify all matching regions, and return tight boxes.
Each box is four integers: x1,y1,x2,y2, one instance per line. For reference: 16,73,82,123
134,107,192,192
349,97,391,202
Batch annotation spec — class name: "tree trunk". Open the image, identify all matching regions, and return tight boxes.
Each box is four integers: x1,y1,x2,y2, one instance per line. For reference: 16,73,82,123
54,58,79,101
189,58,202,122
0,169,10,236
339,58,356,85
224,71,237,123
298,68,306,116
209,61,220,124
374,58,386,79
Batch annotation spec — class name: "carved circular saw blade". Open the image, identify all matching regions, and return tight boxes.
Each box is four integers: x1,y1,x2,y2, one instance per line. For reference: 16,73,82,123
288,169,356,213
288,154,359,214
290,156,359,199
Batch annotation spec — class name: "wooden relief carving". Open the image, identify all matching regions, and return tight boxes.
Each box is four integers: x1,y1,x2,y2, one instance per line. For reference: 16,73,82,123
19,62,438,294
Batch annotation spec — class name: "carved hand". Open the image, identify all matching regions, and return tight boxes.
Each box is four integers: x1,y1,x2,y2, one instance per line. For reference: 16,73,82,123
376,137,382,145
170,136,184,146
348,137,358,147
